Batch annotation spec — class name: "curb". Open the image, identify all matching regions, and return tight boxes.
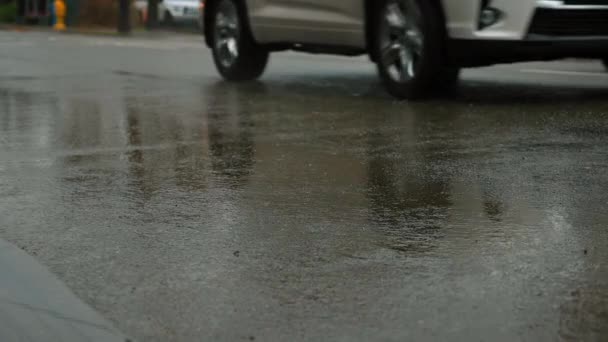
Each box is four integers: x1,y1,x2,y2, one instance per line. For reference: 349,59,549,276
0,24,200,38
0,24,118,36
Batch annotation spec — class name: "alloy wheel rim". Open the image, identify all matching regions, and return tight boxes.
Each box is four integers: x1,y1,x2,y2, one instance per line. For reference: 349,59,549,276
380,0,424,83
214,1,240,68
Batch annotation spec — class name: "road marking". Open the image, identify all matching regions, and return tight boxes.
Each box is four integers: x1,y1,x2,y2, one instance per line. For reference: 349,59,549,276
521,68,608,78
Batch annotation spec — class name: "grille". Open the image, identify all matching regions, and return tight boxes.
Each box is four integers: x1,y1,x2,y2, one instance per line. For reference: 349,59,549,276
529,8,608,36
564,0,608,4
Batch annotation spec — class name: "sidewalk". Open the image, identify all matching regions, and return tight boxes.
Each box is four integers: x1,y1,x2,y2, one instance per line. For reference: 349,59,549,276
0,23,200,38
0,238,129,342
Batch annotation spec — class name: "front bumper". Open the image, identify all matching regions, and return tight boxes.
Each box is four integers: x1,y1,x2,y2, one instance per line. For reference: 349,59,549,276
528,7,608,37
444,0,608,66
448,38,608,67
446,0,608,41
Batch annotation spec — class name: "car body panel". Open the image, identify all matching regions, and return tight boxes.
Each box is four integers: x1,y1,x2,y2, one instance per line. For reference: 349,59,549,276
247,0,366,47
244,0,608,47
136,0,201,22
443,0,608,40
164,0,201,20
441,0,538,40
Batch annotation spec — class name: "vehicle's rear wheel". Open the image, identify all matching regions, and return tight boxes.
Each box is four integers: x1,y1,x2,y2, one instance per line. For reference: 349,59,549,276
373,0,452,100
211,0,269,81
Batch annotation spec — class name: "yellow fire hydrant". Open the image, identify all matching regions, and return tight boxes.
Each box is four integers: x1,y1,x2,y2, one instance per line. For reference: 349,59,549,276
54,0,67,31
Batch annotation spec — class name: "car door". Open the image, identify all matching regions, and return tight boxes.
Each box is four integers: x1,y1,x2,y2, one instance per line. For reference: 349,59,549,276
248,0,366,48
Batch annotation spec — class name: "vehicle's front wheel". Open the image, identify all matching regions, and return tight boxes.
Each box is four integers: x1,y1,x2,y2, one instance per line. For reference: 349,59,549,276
373,0,453,100
211,0,269,81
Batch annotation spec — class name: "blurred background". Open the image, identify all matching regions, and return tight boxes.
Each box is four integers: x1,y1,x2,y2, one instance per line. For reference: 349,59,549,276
0,0,203,32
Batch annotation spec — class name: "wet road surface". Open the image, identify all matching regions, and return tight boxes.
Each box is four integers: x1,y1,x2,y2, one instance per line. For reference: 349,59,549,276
1,31,607,341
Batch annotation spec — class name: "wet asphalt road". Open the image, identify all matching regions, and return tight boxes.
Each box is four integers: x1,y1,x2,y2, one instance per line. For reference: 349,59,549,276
1,31,608,341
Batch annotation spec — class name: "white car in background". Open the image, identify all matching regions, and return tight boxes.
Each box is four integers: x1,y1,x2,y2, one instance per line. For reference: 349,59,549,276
135,0,203,27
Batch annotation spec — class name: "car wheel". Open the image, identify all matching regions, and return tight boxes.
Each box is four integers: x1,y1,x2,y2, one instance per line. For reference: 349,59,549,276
603,58,608,71
211,0,269,81
374,0,449,100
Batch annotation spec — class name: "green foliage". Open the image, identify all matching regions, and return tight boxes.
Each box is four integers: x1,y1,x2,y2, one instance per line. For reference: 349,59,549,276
0,1,16,23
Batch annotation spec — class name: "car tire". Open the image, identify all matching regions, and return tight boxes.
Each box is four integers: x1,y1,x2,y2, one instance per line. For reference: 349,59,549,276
373,0,449,100
211,0,269,82
603,58,608,71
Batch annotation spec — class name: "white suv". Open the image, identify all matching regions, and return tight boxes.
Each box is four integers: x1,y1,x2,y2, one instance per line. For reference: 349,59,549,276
202,0,608,99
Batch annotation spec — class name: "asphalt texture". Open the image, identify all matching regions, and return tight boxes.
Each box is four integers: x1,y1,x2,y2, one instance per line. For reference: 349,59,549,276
1,30,607,341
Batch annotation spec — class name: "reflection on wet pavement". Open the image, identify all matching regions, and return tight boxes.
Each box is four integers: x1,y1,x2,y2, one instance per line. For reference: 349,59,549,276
1,37,607,341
